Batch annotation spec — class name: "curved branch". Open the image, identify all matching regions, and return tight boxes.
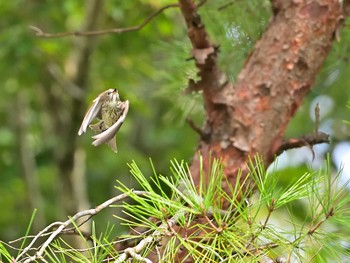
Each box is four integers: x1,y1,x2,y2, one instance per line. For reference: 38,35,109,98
29,3,179,38
16,190,149,263
276,132,330,157
114,210,186,263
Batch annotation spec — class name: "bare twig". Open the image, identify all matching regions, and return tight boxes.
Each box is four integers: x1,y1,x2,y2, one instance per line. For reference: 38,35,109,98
246,199,276,249
29,3,179,38
226,242,279,261
308,207,334,235
314,103,320,136
58,229,92,240
1,241,28,252
113,204,231,262
203,214,222,233
218,1,235,11
247,242,279,255
185,117,210,141
197,0,208,8
114,210,186,263
262,199,275,230
9,215,93,245
275,132,329,157
16,190,149,263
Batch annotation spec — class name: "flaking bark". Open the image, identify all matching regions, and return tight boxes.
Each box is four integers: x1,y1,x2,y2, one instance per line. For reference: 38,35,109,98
182,0,343,204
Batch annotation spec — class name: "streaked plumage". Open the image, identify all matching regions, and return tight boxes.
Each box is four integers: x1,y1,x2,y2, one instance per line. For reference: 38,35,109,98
78,88,129,152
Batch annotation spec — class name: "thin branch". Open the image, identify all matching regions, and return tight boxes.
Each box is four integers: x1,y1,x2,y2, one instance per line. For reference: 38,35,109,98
9,215,93,245
275,132,329,157
308,207,334,235
262,199,276,230
247,242,279,255
1,241,28,252
203,214,222,233
218,1,235,11
58,229,92,240
197,0,208,8
29,3,179,38
114,205,231,262
247,199,276,249
16,190,149,263
226,242,279,261
314,103,320,136
185,117,210,141
114,210,186,263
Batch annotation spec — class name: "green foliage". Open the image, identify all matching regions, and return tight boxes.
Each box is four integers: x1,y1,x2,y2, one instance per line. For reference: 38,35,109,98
0,0,197,240
44,222,118,263
200,0,271,80
1,1,350,261
0,242,12,262
112,156,350,262
0,156,349,262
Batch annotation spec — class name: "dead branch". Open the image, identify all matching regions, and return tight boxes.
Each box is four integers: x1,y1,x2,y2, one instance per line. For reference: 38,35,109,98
275,132,330,157
114,210,186,263
185,117,210,141
16,190,149,263
29,3,179,38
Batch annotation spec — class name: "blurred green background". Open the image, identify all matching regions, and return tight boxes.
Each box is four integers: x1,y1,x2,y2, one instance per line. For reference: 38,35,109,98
1,0,350,245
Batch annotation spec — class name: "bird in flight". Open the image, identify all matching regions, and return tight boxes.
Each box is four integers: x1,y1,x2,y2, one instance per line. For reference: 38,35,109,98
78,88,129,152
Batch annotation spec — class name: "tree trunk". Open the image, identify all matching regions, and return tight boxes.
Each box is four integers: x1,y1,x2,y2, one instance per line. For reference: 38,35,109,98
181,0,343,204
167,0,345,261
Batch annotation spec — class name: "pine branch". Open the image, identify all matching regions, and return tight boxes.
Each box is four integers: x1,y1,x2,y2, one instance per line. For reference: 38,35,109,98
16,190,148,263
114,210,187,263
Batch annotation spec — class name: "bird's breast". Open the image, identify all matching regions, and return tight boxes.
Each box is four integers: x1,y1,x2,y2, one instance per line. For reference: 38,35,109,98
101,102,123,128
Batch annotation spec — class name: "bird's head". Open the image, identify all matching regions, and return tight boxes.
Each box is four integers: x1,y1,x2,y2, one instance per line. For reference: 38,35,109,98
105,88,120,102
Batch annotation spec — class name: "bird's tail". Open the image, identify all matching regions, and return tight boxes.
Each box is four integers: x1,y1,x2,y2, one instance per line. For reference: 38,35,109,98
107,136,117,153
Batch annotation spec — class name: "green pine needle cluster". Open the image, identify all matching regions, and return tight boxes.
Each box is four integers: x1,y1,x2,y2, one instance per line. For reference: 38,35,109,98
1,155,349,262
112,155,350,262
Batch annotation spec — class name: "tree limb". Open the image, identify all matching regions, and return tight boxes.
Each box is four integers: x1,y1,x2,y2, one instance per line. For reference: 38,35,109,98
114,209,187,263
29,3,179,38
276,132,330,157
182,0,343,200
16,190,149,263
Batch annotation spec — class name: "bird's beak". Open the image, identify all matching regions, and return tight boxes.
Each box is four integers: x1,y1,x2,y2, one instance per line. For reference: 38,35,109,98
112,89,119,101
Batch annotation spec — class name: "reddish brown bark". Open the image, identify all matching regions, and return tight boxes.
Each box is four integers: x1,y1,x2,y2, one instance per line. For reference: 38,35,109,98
117,1,346,261
182,0,343,202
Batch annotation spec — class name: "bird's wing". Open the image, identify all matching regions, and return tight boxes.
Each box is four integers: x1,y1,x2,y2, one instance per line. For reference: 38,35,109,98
78,96,103,135
92,100,129,146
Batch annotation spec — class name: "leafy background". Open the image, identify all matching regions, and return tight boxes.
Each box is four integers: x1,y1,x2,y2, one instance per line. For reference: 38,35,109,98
1,0,350,250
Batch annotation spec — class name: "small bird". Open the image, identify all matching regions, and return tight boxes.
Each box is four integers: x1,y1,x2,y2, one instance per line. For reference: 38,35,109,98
78,88,129,152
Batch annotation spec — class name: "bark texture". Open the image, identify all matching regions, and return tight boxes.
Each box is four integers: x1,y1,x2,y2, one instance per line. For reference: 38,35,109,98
118,1,346,261
183,0,343,203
